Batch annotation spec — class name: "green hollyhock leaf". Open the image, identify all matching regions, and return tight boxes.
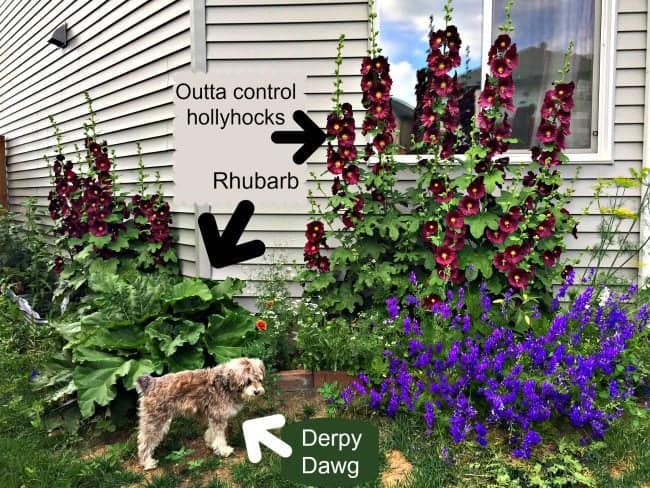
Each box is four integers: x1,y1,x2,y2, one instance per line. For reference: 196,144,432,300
168,346,205,372
484,169,504,193
205,310,253,363
211,277,245,301
465,213,499,239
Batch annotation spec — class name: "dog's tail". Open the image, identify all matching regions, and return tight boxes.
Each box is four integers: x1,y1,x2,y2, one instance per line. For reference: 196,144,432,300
135,375,154,395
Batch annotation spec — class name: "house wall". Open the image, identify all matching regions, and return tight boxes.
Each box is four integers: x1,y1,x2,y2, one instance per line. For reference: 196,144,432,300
0,0,191,240
0,0,647,301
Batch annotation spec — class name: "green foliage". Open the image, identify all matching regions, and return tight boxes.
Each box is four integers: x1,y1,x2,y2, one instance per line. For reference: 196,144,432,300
0,199,56,312
39,262,255,419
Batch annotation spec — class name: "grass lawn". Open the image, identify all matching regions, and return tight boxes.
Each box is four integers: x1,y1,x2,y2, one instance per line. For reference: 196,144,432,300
1,298,649,487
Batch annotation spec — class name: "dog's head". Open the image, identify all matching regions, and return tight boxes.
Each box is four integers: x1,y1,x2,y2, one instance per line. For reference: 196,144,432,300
221,357,266,400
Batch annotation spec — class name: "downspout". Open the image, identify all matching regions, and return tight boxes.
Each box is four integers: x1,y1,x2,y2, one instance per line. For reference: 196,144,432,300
638,11,650,284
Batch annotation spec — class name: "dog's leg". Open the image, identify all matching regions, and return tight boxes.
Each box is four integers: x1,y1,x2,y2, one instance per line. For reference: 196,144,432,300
138,411,172,470
208,418,234,457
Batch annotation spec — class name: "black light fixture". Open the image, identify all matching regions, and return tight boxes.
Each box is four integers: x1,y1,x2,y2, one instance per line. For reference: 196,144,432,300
48,23,67,48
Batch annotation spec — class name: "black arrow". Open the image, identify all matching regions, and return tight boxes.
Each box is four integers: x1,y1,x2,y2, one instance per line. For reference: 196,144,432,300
198,201,266,269
271,110,326,165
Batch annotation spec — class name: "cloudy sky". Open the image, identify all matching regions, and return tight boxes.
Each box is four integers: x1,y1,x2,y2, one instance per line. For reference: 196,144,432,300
378,0,594,107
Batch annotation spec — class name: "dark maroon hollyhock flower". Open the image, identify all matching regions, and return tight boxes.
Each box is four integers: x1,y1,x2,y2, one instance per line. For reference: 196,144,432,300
361,73,375,93
421,221,439,239
326,113,343,136
497,76,515,99
459,196,480,216
326,150,345,175
429,178,446,196
535,217,555,239
524,196,535,211
343,165,361,185
494,34,512,52
435,245,456,267
445,210,465,229
540,151,560,168
88,141,102,156
89,218,109,237
53,160,62,175
429,29,446,50
474,159,489,174
485,227,506,244
317,256,330,272
504,44,519,69
422,294,442,311
467,177,486,200
553,246,563,259
423,129,440,145
84,183,102,202
504,245,524,265
522,171,537,187
361,57,373,75
493,252,512,272
442,112,459,132
371,102,391,120
367,83,389,104
95,154,111,173
478,87,497,109
537,120,557,144
337,127,355,147
306,221,325,243
53,255,64,274
537,181,554,197
449,268,465,285
508,206,522,223
420,107,438,128
362,116,378,135
432,75,456,97
342,211,356,229
443,234,464,251
542,250,556,267
304,241,320,256
332,177,343,195
498,215,518,234
477,111,494,132
154,202,171,219
490,58,512,78
371,190,385,203
373,132,393,153
561,265,574,282
541,92,557,119
341,102,353,118
352,195,365,213
440,133,456,159
430,55,452,77
370,56,389,74
340,145,358,162
508,268,531,290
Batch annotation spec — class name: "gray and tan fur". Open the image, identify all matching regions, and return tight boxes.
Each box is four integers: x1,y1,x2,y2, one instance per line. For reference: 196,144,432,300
135,357,265,470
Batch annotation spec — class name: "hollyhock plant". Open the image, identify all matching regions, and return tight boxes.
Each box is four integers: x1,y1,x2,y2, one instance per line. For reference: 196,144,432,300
47,94,178,285
342,273,650,458
302,1,580,324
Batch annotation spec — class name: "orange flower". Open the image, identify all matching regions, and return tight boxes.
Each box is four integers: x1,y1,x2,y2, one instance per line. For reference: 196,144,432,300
256,319,267,331
266,300,274,308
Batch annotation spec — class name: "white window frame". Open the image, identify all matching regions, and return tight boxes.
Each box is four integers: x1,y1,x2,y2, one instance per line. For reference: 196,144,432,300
377,0,617,164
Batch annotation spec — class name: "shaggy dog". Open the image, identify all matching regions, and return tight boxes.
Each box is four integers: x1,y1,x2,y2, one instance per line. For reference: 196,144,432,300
135,357,265,470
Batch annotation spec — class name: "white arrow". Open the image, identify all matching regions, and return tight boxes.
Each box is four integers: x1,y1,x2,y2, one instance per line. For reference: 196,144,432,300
242,414,293,464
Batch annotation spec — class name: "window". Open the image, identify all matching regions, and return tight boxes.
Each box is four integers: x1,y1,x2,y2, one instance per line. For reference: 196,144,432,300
377,0,614,160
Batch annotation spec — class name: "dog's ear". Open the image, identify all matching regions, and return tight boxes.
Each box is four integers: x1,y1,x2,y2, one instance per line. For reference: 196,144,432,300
253,358,265,378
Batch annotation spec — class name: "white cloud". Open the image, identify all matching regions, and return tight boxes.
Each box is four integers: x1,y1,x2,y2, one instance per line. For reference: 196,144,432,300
390,60,418,107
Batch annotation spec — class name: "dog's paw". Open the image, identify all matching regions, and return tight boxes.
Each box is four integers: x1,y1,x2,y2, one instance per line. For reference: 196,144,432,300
215,445,234,457
142,458,159,471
